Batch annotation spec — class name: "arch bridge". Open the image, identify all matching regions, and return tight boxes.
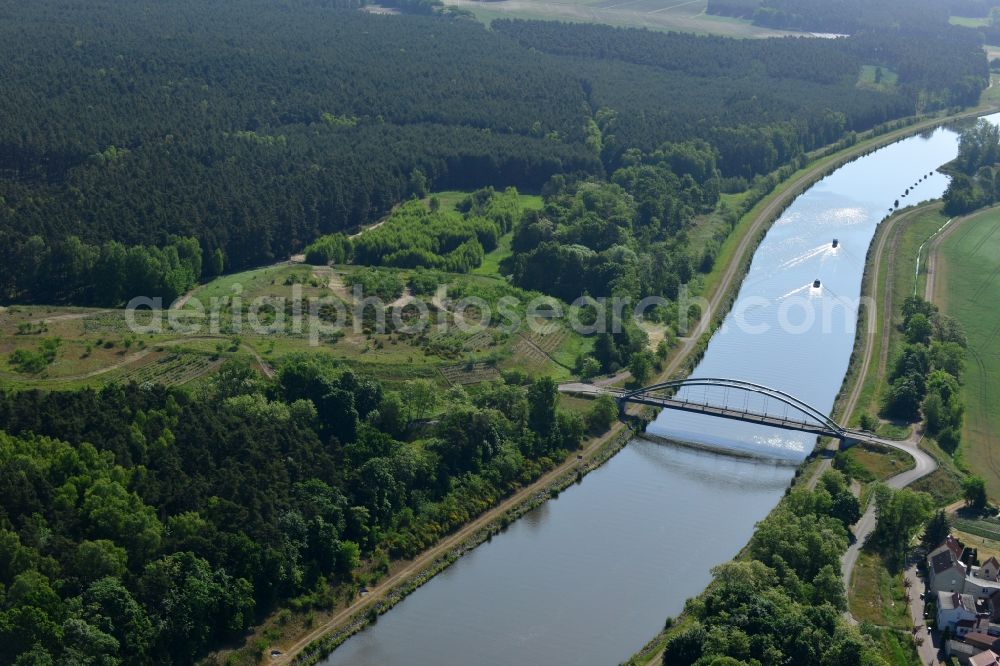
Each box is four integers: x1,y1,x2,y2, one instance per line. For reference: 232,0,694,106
575,377,868,444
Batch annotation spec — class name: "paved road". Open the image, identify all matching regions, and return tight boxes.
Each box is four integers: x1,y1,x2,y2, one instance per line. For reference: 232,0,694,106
904,561,942,665
562,383,941,617
841,431,937,599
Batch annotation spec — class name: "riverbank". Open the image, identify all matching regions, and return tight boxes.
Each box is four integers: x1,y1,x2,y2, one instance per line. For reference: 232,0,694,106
250,101,999,666
283,422,639,665
621,105,1000,666
835,201,967,501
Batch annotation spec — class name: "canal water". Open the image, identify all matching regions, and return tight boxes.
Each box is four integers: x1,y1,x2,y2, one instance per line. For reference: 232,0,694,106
322,119,986,666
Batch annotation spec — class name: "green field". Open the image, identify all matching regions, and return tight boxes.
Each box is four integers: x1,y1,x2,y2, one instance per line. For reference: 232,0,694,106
0,189,585,391
848,204,950,427
840,443,914,481
442,0,799,37
858,64,899,92
848,551,911,630
953,513,1000,565
936,207,1000,498
950,15,991,27
955,515,1000,542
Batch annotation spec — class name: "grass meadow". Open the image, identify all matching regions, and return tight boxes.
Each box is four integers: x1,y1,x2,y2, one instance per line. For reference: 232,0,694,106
936,207,1000,498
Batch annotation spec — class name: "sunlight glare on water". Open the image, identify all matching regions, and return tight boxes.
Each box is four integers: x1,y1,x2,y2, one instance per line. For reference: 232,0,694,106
645,122,987,458
320,115,1000,666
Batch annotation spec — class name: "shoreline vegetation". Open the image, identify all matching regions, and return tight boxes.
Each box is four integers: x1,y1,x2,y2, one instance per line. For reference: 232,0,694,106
1,5,995,664
621,94,1000,666
0,94,990,666
261,99,1000,666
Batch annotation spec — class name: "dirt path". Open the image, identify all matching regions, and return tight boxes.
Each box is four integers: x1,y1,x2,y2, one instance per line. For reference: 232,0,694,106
171,288,197,311
387,288,414,309
26,309,112,324
8,336,274,384
804,206,925,490
277,110,1000,666
270,424,621,665
874,211,908,394
242,344,276,379
843,209,896,420
924,211,974,302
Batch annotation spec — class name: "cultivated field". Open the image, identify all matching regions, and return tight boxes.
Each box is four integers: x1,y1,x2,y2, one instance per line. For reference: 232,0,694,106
950,15,991,27
935,208,1000,497
441,0,805,36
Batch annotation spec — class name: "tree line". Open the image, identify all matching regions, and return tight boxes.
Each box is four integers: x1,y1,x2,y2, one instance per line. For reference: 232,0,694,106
944,118,1000,214
706,0,952,33
659,471,888,665
877,296,967,454
0,235,211,306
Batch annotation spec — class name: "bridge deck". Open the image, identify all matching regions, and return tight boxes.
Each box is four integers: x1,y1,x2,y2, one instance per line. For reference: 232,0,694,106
622,395,843,438
559,380,851,440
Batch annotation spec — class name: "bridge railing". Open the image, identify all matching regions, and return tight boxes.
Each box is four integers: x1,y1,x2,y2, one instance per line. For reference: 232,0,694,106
617,377,847,438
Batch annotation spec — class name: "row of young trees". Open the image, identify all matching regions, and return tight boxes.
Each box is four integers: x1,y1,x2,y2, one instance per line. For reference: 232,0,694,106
0,357,585,664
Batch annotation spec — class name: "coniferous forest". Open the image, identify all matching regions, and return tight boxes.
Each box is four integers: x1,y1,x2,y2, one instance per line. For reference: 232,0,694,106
0,0,987,304
0,1,994,664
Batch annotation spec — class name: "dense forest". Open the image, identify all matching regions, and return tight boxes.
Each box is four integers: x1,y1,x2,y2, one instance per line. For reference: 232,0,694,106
0,356,598,663
0,1,988,305
493,20,986,171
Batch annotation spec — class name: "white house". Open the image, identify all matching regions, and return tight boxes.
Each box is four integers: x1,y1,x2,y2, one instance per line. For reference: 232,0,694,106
939,591,989,634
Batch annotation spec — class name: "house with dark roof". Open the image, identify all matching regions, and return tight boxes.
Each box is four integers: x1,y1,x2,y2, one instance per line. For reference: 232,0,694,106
965,632,1000,652
932,540,971,595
